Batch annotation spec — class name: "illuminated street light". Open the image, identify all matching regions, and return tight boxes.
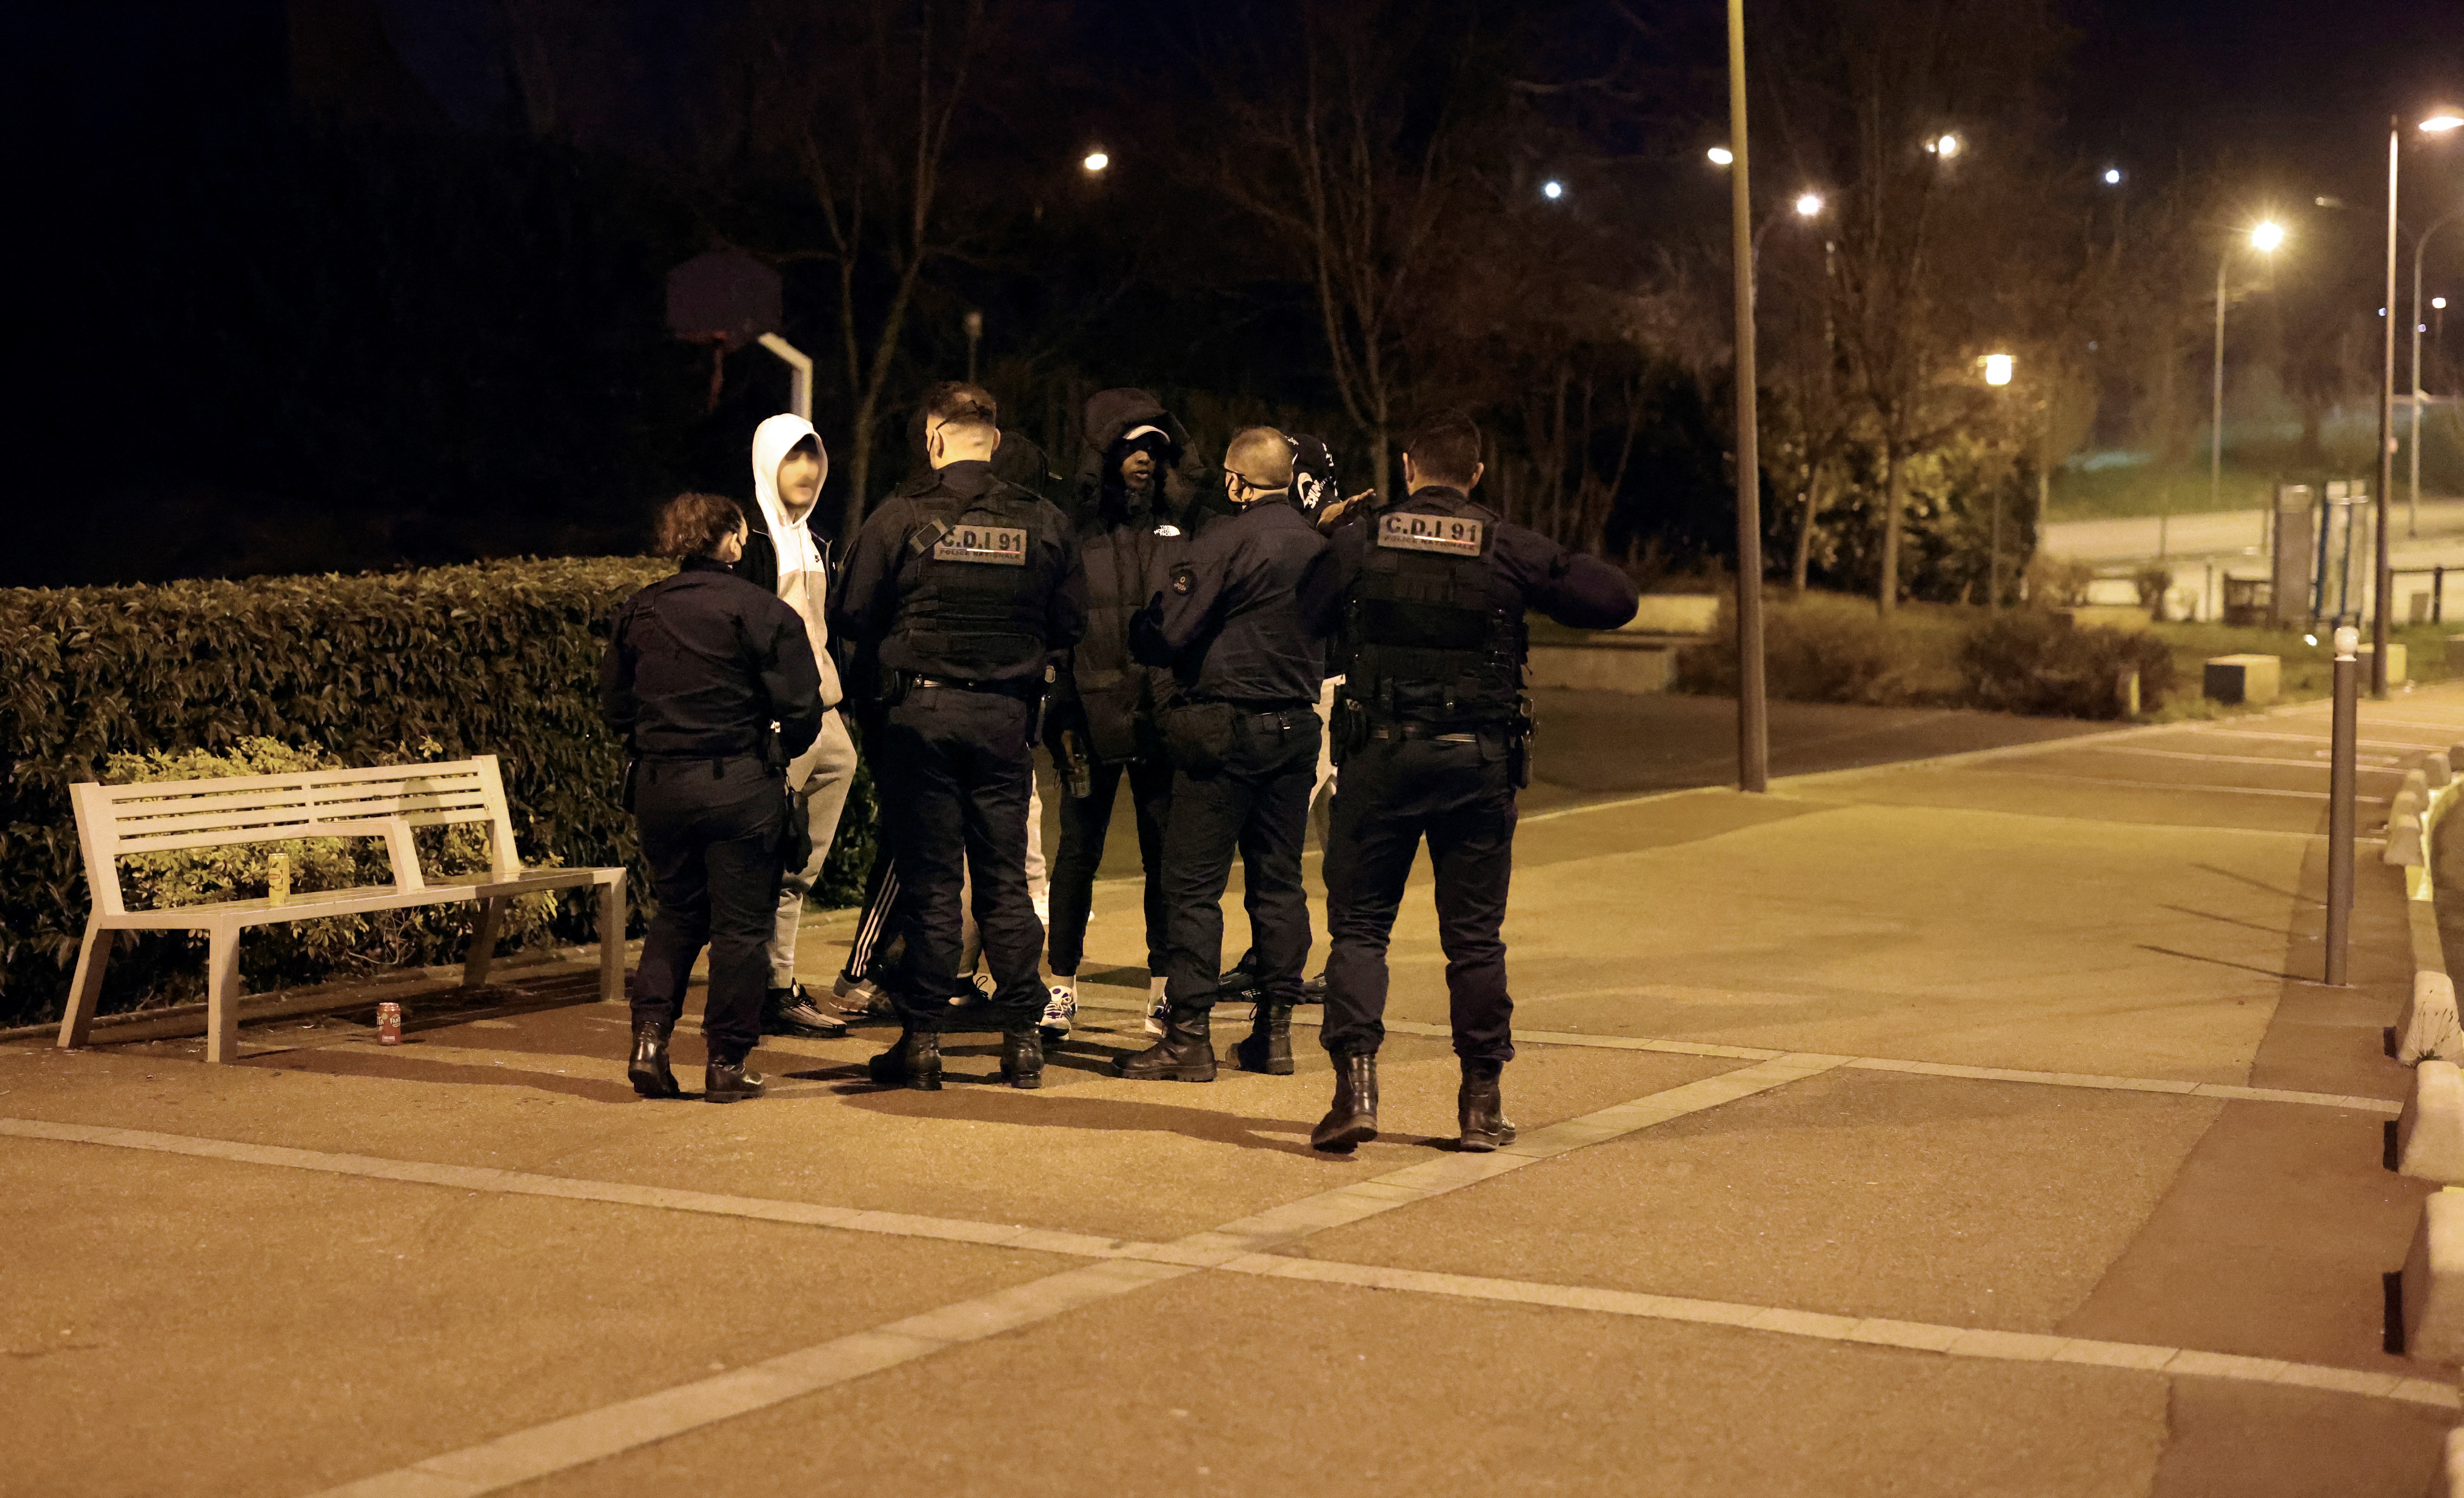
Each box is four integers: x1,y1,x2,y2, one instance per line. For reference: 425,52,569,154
2102,167,2123,185
2438,297,2451,309
1542,179,1565,200
1082,150,1109,173
1707,145,1734,165
1934,133,1962,158
2211,220,2285,525
1982,352,2014,386
1793,191,1824,218
2424,116,2464,133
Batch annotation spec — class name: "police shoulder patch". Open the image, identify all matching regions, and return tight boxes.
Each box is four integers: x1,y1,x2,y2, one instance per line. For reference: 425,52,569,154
1170,563,1196,595
1377,511,1484,556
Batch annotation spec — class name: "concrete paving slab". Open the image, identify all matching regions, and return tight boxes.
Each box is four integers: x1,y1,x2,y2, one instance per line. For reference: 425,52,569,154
1295,1067,2220,1336
504,1271,2175,1498
2147,1375,2449,1497
0,1028,1745,1245
1188,796,2310,1081
0,1138,1074,1498
2057,1101,2434,1374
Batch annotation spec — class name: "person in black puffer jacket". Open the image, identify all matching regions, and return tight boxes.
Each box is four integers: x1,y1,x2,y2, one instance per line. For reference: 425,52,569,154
1036,389,1209,1042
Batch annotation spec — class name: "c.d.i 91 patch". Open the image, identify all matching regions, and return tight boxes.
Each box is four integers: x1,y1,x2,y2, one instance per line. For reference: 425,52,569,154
1377,512,1483,556
932,524,1028,565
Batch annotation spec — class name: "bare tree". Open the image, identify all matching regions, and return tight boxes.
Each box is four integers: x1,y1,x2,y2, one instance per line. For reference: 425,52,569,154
1206,0,1493,501
743,0,1010,533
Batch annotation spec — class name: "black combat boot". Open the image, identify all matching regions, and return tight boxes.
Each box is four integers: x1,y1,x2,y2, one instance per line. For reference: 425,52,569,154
629,1020,682,1099
1296,972,1327,1005
867,1028,943,1091
703,1056,766,1104
1213,958,1264,1006
1311,1051,1380,1152
1232,1001,1294,1075
1000,1026,1045,1089
1114,1004,1218,1082
1457,1059,1518,1152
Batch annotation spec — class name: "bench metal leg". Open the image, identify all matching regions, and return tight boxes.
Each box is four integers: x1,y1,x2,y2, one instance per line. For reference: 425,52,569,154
58,925,112,1049
597,875,627,1005
205,924,242,1065
464,896,504,988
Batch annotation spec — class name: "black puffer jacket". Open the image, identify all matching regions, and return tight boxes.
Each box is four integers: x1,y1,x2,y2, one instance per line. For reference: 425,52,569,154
1048,390,1211,764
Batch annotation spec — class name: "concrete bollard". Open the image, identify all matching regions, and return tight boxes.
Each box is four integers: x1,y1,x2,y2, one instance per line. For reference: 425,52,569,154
2388,812,2427,867
2402,1189,2464,1360
2430,752,2455,791
2401,971,2464,1064
2401,1061,2464,1185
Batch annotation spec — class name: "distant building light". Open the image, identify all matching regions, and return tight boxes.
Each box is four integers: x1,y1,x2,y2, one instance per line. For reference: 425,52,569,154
1542,179,1565,200
1935,133,1962,158
1983,352,2015,386
2102,167,2122,185
1082,150,1109,173
1707,146,1734,165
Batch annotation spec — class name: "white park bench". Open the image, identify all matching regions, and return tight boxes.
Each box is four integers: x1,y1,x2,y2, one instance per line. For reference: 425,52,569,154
57,754,627,1064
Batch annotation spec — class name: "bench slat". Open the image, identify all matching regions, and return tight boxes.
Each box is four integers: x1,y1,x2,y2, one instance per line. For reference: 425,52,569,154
94,868,614,929
114,821,431,856
89,760,492,802
112,793,488,838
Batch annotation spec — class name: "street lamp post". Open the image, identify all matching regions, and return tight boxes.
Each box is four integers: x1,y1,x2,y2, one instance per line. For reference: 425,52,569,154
2211,221,2283,517
2412,211,2463,537
2378,113,2464,697
1724,0,1767,794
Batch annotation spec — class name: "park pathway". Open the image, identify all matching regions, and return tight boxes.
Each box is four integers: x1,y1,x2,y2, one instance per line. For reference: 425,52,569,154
6,686,2464,1495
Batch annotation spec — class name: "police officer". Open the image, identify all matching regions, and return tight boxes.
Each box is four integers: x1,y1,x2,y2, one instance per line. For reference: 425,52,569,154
1312,412,1638,1153
601,492,825,1104
832,384,1087,1091
1119,427,1339,1082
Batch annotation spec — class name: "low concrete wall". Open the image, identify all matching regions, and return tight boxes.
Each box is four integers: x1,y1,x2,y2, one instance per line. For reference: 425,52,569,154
1528,641,1676,694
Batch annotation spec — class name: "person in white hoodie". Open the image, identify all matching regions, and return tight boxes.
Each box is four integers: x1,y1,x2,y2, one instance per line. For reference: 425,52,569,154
737,413,863,1039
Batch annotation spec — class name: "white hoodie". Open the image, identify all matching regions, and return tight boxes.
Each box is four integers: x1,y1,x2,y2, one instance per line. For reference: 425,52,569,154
750,413,843,708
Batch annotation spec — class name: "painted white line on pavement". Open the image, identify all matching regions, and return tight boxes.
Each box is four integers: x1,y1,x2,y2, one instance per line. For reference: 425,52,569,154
1959,769,2390,802
1063,998,2404,1116
1209,1255,2460,1411
2080,745,2407,774
2183,728,2427,753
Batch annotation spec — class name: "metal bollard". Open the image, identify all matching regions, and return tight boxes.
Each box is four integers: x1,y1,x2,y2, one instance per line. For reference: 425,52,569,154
2326,625,2359,985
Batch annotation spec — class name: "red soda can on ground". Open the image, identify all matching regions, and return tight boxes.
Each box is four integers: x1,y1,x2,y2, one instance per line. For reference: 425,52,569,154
376,1002,403,1045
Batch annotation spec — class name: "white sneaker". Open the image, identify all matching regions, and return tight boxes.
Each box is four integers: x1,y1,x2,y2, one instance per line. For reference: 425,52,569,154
1041,980,1077,1042
1032,895,1051,923
1144,975,1168,1037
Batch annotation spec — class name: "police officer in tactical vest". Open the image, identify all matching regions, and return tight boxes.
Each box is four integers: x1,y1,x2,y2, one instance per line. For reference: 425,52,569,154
832,384,1087,1090
1120,427,1340,1082
1312,412,1638,1152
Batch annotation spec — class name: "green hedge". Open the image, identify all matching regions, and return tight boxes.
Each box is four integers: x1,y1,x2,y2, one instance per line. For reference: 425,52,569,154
0,558,878,1028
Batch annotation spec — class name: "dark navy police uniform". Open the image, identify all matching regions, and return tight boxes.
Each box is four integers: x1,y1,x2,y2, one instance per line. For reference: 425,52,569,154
1317,484,1636,1140
600,555,823,1069
833,458,1087,1067
1124,494,1339,1079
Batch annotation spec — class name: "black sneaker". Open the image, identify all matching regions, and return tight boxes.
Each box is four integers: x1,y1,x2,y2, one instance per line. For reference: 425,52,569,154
1296,972,1327,1004
763,984,849,1039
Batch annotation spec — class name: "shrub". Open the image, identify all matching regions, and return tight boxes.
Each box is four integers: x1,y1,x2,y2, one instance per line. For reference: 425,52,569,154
1674,593,1965,705
0,557,879,1027
1958,612,2176,718
2026,555,2095,607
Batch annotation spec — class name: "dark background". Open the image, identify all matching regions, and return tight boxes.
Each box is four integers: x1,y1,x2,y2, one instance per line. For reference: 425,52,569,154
4,0,2458,592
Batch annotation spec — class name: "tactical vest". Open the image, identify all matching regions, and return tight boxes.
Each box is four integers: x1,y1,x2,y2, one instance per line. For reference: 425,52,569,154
889,483,1050,679
1343,500,1524,728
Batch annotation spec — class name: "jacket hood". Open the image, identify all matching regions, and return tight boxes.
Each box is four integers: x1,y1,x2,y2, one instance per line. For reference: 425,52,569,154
1073,388,1205,530
750,413,828,539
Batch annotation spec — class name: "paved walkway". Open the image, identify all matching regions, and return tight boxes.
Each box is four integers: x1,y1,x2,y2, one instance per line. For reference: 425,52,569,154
9,689,2464,1495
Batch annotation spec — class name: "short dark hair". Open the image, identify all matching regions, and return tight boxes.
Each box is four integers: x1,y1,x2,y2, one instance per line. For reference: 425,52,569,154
1403,412,1482,489
654,492,746,559
922,381,1000,432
